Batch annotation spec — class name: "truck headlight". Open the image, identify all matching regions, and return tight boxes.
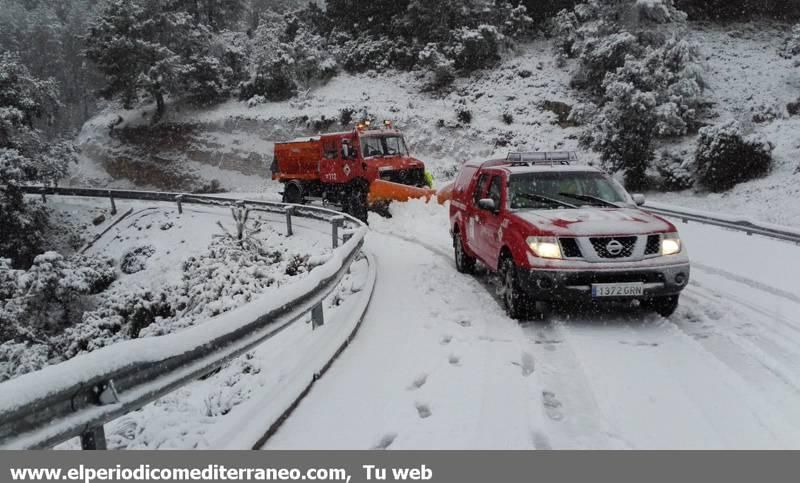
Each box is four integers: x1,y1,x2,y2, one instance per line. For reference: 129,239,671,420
527,236,562,259
661,233,681,256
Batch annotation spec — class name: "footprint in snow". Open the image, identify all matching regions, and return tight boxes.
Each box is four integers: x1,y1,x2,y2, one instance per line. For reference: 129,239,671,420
456,319,472,328
440,335,452,345
448,354,461,366
408,374,428,391
415,403,432,419
520,352,536,376
531,431,553,450
542,391,564,421
373,433,397,450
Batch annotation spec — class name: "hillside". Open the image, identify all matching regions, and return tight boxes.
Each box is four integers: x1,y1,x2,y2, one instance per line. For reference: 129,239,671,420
73,22,800,225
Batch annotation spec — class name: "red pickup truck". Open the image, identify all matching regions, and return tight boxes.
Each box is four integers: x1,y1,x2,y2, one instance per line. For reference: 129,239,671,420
449,152,690,319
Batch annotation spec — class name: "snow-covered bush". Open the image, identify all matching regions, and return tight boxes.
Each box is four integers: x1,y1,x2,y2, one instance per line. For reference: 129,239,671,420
695,121,774,191
574,32,641,92
121,245,156,274
656,150,695,190
445,25,505,72
417,43,456,90
0,252,115,340
59,288,174,359
0,252,116,380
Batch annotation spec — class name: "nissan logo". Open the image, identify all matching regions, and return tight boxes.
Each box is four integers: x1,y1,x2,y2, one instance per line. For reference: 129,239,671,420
606,239,624,256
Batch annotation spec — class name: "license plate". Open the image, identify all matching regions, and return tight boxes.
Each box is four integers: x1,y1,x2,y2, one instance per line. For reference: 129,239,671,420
591,282,644,298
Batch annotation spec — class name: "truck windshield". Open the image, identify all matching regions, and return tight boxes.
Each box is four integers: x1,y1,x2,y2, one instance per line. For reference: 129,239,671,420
361,135,408,158
508,171,629,210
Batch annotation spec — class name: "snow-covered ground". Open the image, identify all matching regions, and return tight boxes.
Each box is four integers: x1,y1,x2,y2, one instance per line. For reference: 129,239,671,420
263,200,800,449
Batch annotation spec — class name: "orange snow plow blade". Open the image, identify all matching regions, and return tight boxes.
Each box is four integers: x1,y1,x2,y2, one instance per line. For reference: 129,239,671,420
368,179,436,204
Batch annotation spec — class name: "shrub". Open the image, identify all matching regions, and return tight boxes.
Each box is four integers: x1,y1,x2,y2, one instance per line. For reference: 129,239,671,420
656,150,695,191
446,25,505,72
417,43,456,90
0,252,116,355
695,121,774,191
502,112,514,124
456,108,473,125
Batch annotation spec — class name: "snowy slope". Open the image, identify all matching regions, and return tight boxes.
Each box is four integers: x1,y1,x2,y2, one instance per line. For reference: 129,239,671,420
648,22,800,226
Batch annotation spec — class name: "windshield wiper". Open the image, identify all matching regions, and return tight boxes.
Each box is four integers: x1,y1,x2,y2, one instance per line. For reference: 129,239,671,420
558,192,621,208
519,193,577,209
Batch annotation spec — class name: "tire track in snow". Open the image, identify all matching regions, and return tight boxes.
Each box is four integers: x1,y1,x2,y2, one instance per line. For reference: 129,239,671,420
552,310,800,448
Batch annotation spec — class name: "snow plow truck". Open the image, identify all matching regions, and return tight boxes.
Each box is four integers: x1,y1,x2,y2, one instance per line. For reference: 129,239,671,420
271,122,434,221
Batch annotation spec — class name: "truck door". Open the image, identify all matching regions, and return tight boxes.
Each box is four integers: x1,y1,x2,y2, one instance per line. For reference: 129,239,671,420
319,138,341,183
476,175,506,270
467,172,491,261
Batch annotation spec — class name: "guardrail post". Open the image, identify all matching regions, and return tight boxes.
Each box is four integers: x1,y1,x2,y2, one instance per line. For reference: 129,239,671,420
285,206,295,237
176,194,184,214
80,426,107,450
331,216,345,249
311,302,324,329
108,191,117,216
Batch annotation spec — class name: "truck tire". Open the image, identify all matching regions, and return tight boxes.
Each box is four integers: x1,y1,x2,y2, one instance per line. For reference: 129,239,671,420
453,231,476,274
282,181,304,204
343,181,368,223
642,295,680,317
500,257,533,320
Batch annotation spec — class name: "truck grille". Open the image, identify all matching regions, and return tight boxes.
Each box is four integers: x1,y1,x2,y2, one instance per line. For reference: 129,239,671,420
559,238,582,258
379,167,425,187
644,234,661,255
590,236,637,258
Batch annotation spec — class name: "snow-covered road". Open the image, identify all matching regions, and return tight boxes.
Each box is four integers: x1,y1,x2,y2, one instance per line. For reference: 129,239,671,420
265,202,800,449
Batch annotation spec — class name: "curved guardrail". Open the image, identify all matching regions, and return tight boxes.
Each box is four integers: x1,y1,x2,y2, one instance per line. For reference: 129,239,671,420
644,201,800,244
0,186,372,450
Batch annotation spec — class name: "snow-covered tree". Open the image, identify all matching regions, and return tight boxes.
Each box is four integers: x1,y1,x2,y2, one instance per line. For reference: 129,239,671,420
0,53,75,267
580,80,658,189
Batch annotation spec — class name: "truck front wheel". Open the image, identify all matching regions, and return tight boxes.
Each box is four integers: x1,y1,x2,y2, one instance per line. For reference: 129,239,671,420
641,295,680,318
500,257,534,320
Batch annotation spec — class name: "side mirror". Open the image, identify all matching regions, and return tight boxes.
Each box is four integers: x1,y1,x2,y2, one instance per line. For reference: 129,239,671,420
632,193,646,206
477,198,497,212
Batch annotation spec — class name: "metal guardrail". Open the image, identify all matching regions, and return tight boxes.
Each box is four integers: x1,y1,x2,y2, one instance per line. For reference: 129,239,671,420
0,186,370,450
644,202,800,245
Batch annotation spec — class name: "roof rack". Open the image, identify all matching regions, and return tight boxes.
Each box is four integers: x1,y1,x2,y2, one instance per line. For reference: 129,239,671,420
506,151,577,166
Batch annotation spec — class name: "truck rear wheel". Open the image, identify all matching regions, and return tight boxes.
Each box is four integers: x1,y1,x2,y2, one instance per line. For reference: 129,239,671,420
453,231,475,274
282,181,304,204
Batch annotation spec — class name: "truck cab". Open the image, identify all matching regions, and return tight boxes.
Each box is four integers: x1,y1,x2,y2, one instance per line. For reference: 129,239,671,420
449,152,690,319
